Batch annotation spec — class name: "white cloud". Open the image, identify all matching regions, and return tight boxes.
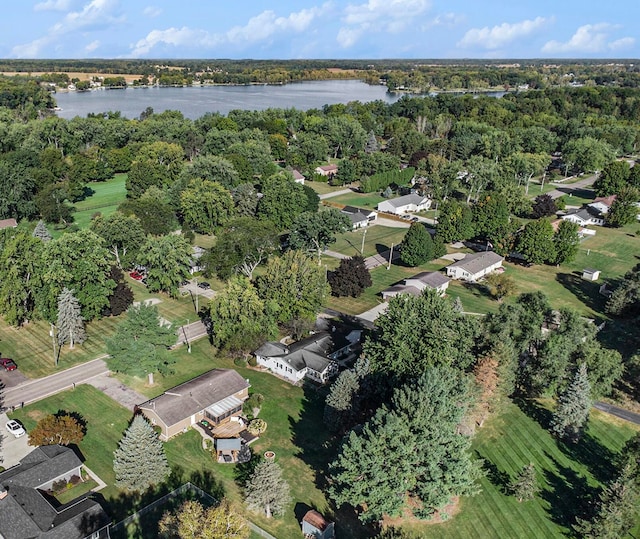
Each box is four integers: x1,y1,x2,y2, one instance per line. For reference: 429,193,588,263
458,17,549,49
12,0,125,57
129,5,330,57
337,0,431,48
542,23,632,54
143,5,162,18
85,39,100,52
609,37,635,51
34,0,71,11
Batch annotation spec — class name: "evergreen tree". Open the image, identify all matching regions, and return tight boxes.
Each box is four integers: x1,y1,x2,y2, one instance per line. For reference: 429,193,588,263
32,220,52,242
323,369,360,433
114,414,170,492
244,459,291,518
327,256,372,297
400,222,434,266
329,367,480,522
510,463,538,502
56,287,86,349
550,363,591,442
574,462,639,539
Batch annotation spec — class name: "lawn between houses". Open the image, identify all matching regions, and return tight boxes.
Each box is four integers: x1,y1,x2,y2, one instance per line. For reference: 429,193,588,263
9,345,640,539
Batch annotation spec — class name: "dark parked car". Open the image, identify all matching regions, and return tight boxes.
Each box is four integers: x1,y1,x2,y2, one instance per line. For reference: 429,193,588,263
1,358,17,371
198,281,211,290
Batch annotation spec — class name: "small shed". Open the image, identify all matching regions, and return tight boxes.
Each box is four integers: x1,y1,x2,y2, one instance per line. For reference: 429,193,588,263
582,268,601,281
302,510,335,539
215,437,242,463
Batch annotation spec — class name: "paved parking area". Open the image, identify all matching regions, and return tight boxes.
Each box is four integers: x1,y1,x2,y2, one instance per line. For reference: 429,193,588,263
0,369,29,389
1,412,31,469
180,281,216,300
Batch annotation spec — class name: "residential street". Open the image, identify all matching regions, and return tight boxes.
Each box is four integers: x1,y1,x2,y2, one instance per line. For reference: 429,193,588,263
594,401,640,426
3,357,109,409
545,173,598,199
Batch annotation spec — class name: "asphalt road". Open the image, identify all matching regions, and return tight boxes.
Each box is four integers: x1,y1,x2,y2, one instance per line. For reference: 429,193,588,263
594,402,640,426
546,173,598,199
3,357,109,409
174,320,209,348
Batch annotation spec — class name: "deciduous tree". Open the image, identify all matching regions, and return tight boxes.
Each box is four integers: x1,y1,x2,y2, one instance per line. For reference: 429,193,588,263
180,179,234,234
327,256,372,297
256,250,329,324
606,186,639,227
593,160,630,197
208,276,277,355
289,208,350,264
90,211,146,269
256,172,308,229
159,499,249,539
531,194,557,218
138,234,192,297
113,414,170,492
553,220,580,265
28,413,85,447
484,272,516,302
516,219,556,265
105,303,175,378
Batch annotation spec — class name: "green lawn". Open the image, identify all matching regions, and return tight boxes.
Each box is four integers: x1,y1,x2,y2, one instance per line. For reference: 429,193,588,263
71,174,128,229
329,191,387,209
8,385,132,505
330,224,407,258
305,180,347,195
9,344,640,539
406,401,639,539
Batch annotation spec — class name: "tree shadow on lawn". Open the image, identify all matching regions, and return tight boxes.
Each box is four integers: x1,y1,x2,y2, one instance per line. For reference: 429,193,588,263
288,383,376,539
540,453,598,533
556,432,618,485
103,466,225,539
514,398,554,431
555,272,607,314
476,452,512,494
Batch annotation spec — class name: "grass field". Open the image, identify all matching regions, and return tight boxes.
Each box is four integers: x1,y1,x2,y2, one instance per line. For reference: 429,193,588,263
70,173,128,230
9,364,639,539
330,224,407,258
304,180,347,195
329,191,387,209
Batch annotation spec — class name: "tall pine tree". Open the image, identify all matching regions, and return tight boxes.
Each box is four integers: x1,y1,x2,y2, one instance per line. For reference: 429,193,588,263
510,463,539,502
550,363,591,442
32,220,52,242
574,462,639,539
329,367,480,522
244,459,291,518
113,414,170,492
56,287,86,349
323,369,360,433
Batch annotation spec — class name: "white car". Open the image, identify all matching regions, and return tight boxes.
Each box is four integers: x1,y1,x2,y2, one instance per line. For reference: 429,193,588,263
6,419,26,438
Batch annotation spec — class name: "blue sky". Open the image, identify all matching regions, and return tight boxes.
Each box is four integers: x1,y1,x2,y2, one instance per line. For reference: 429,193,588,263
2,0,639,59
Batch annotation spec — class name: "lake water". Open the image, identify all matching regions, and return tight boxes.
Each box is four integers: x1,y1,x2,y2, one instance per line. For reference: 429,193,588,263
53,80,401,120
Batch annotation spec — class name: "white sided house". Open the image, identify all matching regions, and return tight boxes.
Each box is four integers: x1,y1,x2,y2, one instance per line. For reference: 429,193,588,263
382,271,450,300
291,169,305,184
254,331,360,384
377,193,431,215
446,251,504,282
561,207,605,227
340,205,378,229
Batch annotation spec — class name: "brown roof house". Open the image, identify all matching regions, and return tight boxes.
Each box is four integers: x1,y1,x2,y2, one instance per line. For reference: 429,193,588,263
137,369,250,441
0,445,111,539
302,510,335,539
0,218,18,230
314,164,338,178
446,251,504,282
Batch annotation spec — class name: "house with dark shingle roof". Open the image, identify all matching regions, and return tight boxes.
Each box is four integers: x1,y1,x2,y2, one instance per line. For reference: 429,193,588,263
446,251,504,282
381,271,450,300
137,369,250,441
340,205,377,229
254,331,360,384
561,206,605,227
0,445,111,539
302,509,335,539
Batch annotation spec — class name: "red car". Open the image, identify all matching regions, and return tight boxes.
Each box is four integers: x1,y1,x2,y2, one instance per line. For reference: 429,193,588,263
129,271,144,280
0,358,17,371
